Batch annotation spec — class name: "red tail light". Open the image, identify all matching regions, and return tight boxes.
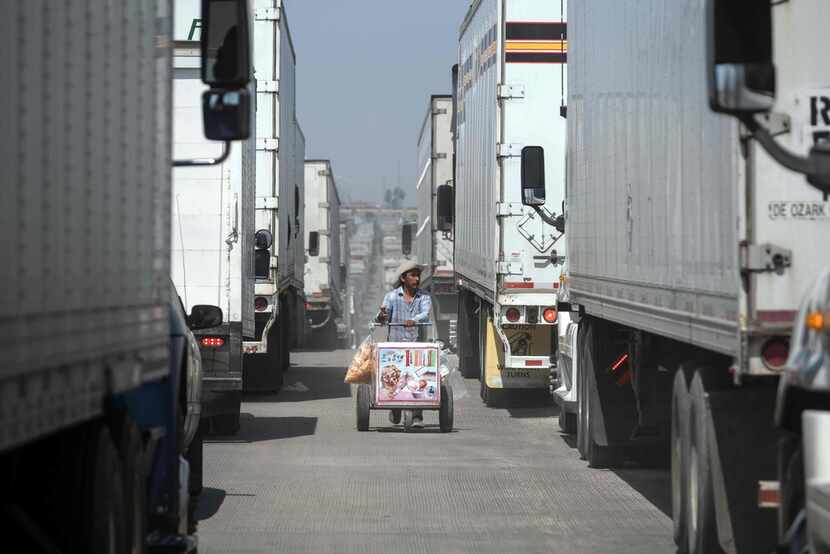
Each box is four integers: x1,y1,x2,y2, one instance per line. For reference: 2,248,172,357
200,337,225,348
543,307,558,323
254,296,269,311
505,308,521,322
761,338,789,370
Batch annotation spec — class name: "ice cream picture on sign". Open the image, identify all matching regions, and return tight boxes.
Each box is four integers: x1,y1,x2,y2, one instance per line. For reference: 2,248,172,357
376,346,439,404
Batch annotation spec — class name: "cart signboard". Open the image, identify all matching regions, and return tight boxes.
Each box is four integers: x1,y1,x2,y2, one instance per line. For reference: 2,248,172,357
374,342,441,408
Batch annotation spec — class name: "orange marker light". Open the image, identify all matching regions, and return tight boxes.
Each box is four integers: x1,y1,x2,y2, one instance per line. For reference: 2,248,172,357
543,307,558,323
805,311,826,331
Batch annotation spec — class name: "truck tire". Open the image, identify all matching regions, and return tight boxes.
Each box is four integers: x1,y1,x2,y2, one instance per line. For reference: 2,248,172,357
778,433,805,548
687,372,721,554
458,292,478,378
113,415,146,554
356,384,371,431
439,383,454,433
558,411,577,434
185,417,204,533
75,425,128,554
671,369,692,552
211,412,240,436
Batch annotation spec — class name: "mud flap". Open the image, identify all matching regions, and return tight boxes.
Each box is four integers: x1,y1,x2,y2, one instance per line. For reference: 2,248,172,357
705,385,778,553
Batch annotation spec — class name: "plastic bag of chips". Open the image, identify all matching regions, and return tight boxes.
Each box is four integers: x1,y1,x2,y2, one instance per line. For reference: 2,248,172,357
344,334,376,384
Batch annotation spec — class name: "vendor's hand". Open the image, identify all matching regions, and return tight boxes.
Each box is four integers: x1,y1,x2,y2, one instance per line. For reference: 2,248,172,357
377,307,388,323
404,320,415,327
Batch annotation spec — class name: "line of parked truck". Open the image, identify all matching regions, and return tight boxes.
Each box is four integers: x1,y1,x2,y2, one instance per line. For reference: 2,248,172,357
414,1,830,552
0,0,354,551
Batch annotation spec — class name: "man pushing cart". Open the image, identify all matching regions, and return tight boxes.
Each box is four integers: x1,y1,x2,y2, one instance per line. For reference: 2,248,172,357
349,259,454,433
375,260,432,428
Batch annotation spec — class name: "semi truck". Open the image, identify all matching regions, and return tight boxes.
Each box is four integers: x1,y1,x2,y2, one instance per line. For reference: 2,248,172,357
172,41,256,434
450,0,568,401
243,0,307,392
0,0,251,551
548,0,830,552
415,95,458,348
304,160,345,349
703,1,830,551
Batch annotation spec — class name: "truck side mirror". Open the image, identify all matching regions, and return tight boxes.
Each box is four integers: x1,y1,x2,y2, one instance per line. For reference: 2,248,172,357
520,146,546,206
203,89,251,141
402,224,413,256
308,231,320,257
706,0,775,115
201,0,252,88
436,184,454,232
189,305,223,330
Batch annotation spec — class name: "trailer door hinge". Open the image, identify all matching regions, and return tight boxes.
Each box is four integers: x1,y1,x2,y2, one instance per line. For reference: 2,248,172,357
498,84,526,100
497,143,522,158
433,108,448,115
256,138,279,152
497,261,523,275
496,202,524,217
741,243,792,275
256,197,278,210
255,7,280,21
258,80,279,93
432,153,447,160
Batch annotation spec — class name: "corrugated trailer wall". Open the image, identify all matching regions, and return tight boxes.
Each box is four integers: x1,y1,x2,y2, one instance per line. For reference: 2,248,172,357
277,4,303,291
416,102,435,274
455,0,499,296
567,0,741,352
0,1,171,381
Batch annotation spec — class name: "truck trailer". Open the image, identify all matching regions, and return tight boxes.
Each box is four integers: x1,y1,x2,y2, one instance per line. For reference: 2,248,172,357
0,0,251,550
702,1,830,551
243,0,307,392
172,42,256,434
416,95,458,348
550,0,830,552
304,160,345,349
451,0,568,401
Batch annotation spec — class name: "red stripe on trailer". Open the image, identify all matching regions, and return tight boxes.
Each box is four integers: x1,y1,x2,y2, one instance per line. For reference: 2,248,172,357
524,360,544,367
756,310,797,323
504,282,534,289
758,481,780,508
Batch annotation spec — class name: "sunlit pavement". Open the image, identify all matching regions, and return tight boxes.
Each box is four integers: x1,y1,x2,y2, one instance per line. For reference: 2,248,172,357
196,349,674,554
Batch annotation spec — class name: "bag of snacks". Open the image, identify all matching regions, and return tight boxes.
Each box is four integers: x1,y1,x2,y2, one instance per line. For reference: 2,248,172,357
344,335,376,384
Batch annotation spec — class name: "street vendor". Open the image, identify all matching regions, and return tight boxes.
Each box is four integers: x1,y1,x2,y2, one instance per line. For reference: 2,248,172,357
376,259,432,427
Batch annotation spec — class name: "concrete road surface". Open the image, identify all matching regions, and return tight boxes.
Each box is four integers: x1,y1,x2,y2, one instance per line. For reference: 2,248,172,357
196,350,674,554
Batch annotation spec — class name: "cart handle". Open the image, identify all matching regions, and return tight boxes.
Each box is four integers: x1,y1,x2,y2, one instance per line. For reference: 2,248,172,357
368,321,437,342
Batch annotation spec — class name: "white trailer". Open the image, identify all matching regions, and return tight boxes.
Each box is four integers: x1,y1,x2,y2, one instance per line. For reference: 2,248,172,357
554,0,830,552
702,1,830,552
416,95,458,348
452,0,568,400
304,160,344,348
172,43,256,431
242,0,307,392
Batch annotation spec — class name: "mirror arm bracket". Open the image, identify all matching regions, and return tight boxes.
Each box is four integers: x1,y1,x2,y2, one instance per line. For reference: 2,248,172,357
741,115,830,196
173,141,232,167
531,206,566,233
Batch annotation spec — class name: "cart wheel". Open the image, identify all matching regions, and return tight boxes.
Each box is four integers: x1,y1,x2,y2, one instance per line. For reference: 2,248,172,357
402,410,414,432
440,384,454,433
356,384,371,431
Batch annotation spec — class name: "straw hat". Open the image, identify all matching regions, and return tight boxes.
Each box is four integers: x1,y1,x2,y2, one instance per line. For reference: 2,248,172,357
392,259,421,286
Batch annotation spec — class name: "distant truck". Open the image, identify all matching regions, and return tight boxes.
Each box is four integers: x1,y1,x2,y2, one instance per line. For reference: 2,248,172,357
450,0,568,401
414,95,458,348
172,42,256,434
0,0,251,551
304,160,345,348
551,0,830,552
244,0,307,392
702,1,830,551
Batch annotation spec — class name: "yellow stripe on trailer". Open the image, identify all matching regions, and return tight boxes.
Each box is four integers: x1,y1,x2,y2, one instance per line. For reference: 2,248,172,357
505,40,567,52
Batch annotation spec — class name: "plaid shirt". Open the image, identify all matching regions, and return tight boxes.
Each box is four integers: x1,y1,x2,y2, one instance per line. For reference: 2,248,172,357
380,286,432,342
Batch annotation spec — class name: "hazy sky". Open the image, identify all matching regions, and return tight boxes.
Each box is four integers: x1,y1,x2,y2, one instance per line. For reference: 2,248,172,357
287,1,470,206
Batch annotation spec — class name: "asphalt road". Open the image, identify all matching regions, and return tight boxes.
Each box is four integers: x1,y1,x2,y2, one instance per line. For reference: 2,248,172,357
196,349,674,554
